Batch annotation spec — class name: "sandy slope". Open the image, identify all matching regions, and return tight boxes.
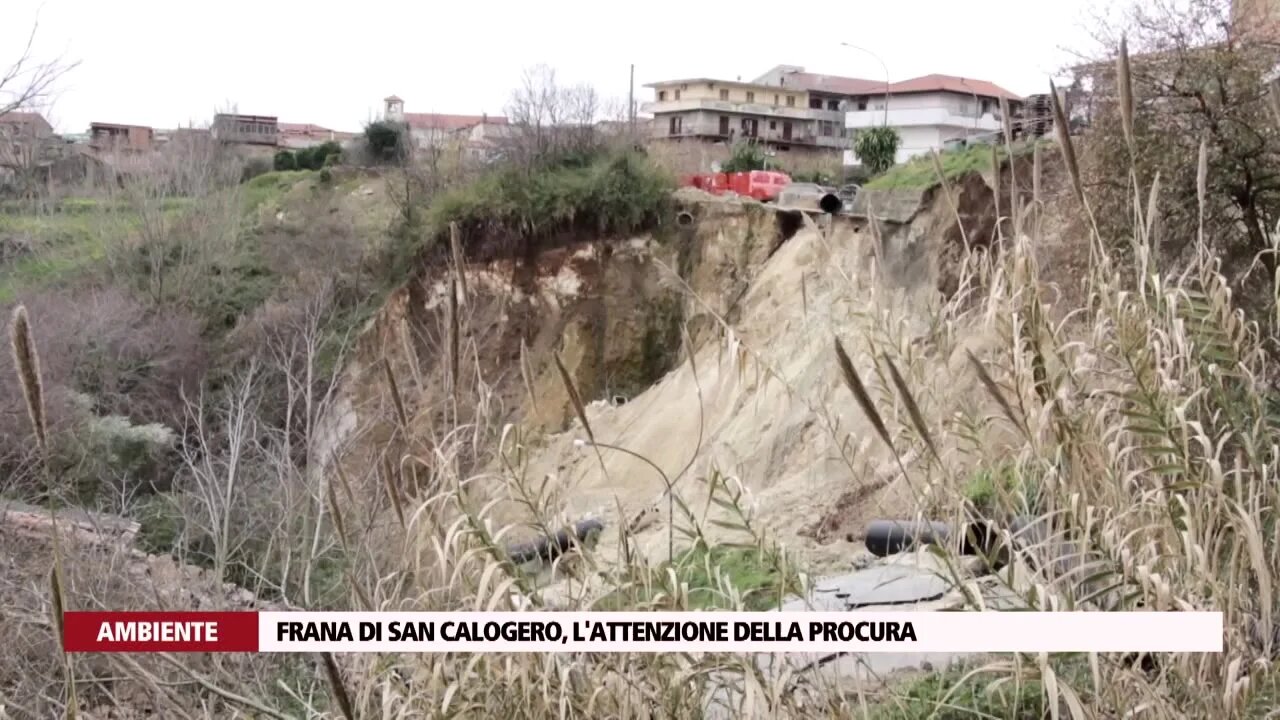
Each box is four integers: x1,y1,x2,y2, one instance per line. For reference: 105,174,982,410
510,212,968,574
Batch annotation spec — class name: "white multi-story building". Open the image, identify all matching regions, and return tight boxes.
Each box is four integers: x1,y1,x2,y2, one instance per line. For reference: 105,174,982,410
844,74,1024,164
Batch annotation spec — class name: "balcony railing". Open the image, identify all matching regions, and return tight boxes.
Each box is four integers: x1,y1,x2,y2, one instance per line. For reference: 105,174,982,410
845,107,1004,131
640,98,824,121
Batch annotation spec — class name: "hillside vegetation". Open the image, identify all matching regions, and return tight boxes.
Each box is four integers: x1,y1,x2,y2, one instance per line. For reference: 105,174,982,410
5,5,1280,715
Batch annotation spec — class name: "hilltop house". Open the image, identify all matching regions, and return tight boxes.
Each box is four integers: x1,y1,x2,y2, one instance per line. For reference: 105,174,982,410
843,74,1024,164
279,123,358,150
641,70,875,164
0,111,54,142
89,122,154,153
382,95,509,155
211,113,279,147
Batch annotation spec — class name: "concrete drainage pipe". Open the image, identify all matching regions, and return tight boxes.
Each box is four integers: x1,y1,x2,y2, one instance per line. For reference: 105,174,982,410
676,211,695,227
819,193,843,214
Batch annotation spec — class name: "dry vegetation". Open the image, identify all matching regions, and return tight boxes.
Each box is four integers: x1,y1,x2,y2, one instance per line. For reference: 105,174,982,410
4,3,1280,717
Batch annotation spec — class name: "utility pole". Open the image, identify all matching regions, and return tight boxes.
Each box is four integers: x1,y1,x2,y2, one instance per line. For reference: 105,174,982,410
628,64,635,135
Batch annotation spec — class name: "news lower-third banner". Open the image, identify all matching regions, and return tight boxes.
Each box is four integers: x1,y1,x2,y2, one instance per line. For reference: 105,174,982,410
61,611,1224,654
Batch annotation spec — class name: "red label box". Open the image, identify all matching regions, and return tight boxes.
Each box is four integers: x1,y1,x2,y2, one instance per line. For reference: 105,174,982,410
62,611,259,653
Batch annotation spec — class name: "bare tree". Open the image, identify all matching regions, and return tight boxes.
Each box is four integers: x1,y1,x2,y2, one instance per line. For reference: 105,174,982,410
0,16,77,119
1076,0,1280,268
504,65,603,167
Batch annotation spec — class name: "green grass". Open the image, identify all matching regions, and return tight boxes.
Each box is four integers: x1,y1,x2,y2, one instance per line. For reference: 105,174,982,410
0,196,193,215
595,543,790,610
427,149,674,245
867,666,1047,720
0,210,134,302
864,139,1051,190
242,170,315,214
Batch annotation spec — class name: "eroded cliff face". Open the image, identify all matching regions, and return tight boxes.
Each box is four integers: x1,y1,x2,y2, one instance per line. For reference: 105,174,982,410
313,195,804,492
316,173,1017,575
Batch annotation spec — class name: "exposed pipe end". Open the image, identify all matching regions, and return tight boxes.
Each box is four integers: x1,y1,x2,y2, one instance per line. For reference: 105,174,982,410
676,211,695,227
819,193,843,214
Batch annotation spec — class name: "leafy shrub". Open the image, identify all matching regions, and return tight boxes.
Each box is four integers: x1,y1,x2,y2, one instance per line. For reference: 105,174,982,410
363,121,408,163
239,156,272,183
843,164,873,186
428,148,674,245
318,168,332,184
293,142,342,171
854,126,901,174
720,141,766,173
273,151,297,172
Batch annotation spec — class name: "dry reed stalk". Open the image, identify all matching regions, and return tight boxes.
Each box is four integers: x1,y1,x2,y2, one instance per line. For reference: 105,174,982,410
9,305,47,451
450,221,469,305
1118,35,1135,155
930,149,969,251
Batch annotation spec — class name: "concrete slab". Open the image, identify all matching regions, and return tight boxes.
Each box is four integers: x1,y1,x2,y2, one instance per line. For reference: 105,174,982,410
849,188,928,224
705,552,1031,718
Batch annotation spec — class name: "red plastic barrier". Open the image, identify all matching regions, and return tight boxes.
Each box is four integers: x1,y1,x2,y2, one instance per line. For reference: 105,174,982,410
679,170,790,201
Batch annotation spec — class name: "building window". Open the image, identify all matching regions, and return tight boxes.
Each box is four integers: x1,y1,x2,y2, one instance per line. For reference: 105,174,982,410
786,95,795,107
774,94,779,105
821,121,834,137
746,91,755,103
827,99,840,110
658,90,667,101
809,97,822,109
719,116,730,135
669,116,682,135
769,121,776,130
719,89,729,101
674,90,681,100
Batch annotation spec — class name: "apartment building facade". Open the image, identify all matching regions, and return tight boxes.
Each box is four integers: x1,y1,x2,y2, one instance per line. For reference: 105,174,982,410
642,76,858,158
844,75,1024,163
89,122,154,153
211,113,279,146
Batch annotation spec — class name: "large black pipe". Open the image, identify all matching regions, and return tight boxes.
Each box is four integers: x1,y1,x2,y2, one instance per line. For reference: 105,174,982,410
864,519,1002,558
506,518,605,565
819,193,843,214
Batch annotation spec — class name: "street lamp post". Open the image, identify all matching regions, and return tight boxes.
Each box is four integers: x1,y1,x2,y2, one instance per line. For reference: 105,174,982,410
840,42,891,126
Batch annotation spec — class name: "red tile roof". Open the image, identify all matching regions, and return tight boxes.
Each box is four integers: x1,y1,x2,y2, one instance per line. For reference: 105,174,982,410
0,111,50,125
402,113,508,131
779,72,886,95
279,122,357,138
886,74,1022,101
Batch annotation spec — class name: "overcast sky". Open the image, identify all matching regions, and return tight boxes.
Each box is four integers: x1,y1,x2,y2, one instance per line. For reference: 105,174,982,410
4,0,1112,134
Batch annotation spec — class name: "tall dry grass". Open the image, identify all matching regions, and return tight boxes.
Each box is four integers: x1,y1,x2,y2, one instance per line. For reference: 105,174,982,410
9,47,1280,720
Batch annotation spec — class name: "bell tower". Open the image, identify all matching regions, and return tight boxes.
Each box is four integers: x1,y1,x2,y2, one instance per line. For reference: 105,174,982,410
384,95,405,122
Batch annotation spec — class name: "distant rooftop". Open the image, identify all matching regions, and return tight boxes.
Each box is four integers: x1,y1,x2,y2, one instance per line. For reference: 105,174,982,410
402,113,508,131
